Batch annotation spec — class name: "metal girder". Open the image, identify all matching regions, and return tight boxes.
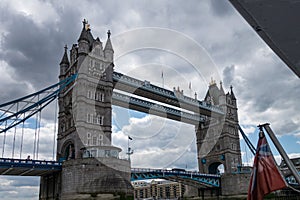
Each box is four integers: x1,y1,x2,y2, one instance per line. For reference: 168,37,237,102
113,71,224,117
131,168,220,188
0,158,62,176
0,74,77,134
112,91,206,125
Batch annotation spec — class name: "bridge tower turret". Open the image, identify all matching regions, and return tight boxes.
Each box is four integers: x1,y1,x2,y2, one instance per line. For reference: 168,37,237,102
59,45,69,81
104,30,114,62
196,80,241,174
39,20,132,200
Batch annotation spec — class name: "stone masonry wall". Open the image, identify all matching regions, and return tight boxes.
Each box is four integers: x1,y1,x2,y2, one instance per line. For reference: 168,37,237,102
221,173,251,196
61,157,133,199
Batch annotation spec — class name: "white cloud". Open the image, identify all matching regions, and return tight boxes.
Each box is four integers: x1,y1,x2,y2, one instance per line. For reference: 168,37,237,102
112,114,197,169
4,0,59,26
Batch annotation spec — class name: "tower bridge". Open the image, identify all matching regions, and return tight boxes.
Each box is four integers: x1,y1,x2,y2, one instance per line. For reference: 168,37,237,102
0,20,255,199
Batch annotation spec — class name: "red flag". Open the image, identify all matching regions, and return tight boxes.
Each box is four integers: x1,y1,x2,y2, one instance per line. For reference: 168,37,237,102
248,132,287,200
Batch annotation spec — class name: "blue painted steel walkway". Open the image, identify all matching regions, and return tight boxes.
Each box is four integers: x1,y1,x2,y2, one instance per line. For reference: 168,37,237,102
113,71,224,117
0,158,62,176
112,92,206,124
131,168,220,188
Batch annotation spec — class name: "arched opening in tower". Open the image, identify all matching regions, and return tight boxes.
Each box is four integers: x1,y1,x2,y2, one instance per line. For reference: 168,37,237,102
208,162,224,174
63,143,75,160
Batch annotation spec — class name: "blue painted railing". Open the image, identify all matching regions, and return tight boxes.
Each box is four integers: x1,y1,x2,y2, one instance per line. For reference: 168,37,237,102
131,168,220,187
0,158,62,170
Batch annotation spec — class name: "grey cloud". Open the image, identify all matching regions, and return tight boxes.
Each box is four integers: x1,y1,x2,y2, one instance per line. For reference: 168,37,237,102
0,4,81,90
210,0,233,17
222,65,235,86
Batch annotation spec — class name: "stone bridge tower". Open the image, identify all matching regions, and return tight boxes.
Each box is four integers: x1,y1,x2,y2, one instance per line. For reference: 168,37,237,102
39,20,133,200
196,80,241,174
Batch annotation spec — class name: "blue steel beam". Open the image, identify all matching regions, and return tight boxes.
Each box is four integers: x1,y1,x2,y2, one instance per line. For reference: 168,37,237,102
0,158,61,176
131,168,220,188
113,71,224,117
112,92,206,125
0,74,77,134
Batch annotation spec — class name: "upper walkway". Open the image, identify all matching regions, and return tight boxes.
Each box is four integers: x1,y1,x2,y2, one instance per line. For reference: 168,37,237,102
113,71,224,117
112,91,206,125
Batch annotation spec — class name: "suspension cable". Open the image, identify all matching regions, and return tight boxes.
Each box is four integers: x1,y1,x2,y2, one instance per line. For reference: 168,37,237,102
53,98,58,161
36,110,41,160
33,95,40,160
238,125,256,155
12,103,19,158
20,113,25,159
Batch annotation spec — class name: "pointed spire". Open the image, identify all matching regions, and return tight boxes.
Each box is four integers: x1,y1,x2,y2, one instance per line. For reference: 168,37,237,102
60,45,69,65
107,30,111,38
230,85,236,100
78,19,89,42
209,77,216,86
220,81,225,95
104,30,114,52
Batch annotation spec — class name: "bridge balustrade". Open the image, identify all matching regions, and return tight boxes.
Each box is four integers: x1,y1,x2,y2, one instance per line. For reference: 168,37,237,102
0,158,62,167
0,158,62,176
131,168,220,187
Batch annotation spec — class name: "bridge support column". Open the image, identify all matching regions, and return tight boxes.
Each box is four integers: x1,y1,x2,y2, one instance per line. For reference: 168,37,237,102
39,172,61,200
60,158,133,200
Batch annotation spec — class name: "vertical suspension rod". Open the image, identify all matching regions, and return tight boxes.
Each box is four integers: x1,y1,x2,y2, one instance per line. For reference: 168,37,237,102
33,94,40,160
20,113,25,159
12,103,19,158
53,98,58,161
36,110,41,160
2,121,7,157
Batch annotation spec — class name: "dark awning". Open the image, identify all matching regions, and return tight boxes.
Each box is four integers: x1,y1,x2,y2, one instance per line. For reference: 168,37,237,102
229,0,300,78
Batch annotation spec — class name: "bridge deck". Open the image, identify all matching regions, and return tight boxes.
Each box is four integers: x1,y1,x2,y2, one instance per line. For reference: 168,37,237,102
0,158,62,176
131,168,220,188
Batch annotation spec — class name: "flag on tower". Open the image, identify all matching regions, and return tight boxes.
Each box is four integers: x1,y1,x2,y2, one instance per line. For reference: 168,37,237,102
161,70,164,88
189,82,192,90
247,131,287,200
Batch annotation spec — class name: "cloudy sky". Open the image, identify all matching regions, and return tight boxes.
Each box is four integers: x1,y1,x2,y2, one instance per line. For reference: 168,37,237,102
0,0,300,199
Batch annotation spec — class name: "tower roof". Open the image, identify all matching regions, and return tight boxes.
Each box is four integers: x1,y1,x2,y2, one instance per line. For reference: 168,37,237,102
205,84,221,105
230,85,236,100
60,45,69,65
104,30,114,52
78,19,89,42
204,78,227,105
219,81,225,95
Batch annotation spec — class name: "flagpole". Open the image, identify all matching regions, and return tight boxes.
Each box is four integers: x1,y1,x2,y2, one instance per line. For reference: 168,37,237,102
161,71,164,88
261,123,300,184
127,136,133,161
